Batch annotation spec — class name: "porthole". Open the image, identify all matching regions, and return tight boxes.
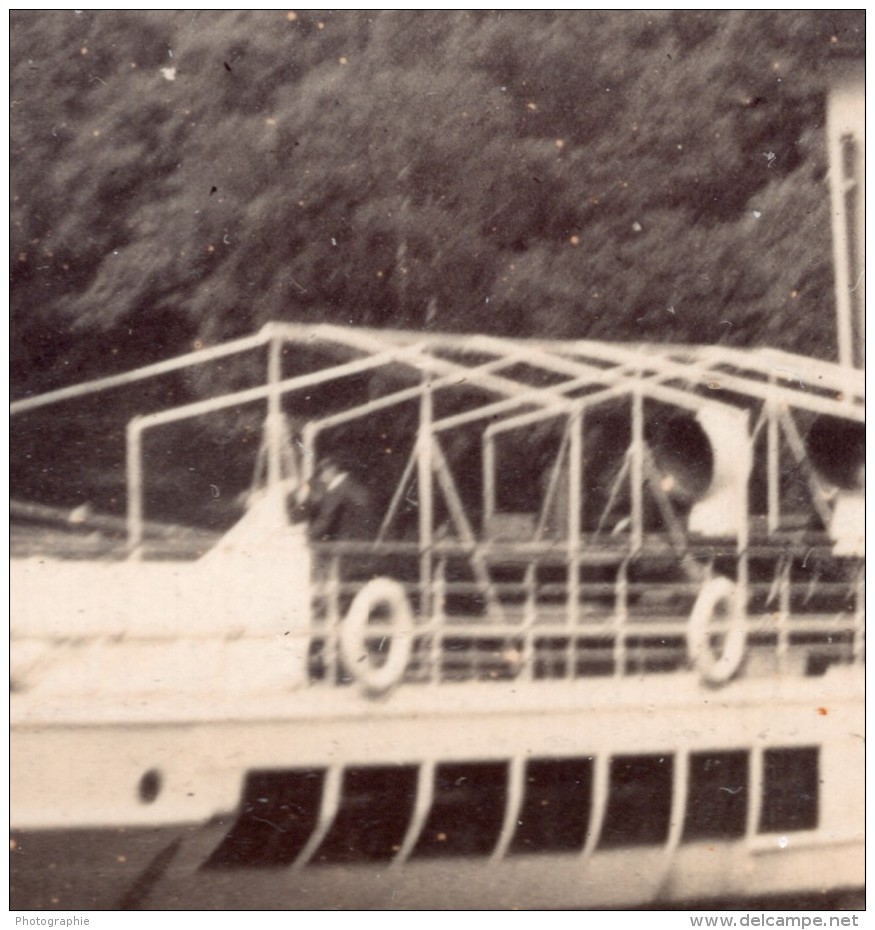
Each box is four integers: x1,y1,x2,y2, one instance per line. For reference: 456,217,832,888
138,769,162,804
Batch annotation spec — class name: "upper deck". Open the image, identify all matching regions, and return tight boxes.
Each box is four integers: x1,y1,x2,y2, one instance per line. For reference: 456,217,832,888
10,324,865,699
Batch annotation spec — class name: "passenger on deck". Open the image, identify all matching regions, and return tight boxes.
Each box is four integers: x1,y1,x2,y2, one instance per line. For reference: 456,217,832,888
294,456,376,543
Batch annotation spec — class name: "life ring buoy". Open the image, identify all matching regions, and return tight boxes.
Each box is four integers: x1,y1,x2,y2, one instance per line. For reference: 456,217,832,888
339,577,414,695
687,576,746,686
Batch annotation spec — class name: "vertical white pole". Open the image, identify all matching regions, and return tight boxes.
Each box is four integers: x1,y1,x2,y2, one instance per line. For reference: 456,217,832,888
567,407,582,646
302,421,317,483
826,65,864,374
267,335,283,489
418,379,434,618
483,433,495,532
734,409,751,665
766,389,779,535
126,417,144,560
631,386,644,553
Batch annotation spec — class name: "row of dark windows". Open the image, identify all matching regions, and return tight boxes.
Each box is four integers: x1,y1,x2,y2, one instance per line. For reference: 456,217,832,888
204,747,819,869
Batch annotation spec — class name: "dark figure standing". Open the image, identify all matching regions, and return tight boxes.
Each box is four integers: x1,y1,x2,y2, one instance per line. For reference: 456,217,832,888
296,456,376,543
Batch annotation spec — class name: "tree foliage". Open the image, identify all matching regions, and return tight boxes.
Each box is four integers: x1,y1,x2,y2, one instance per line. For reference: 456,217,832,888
11,10,864,393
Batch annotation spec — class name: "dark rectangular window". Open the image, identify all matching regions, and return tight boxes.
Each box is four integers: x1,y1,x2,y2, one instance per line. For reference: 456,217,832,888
759,747,819,833
683,751,748,841
599,754,673,848
509,757,593,855
313,765,418,864
203,768,324,869
412,761,507,858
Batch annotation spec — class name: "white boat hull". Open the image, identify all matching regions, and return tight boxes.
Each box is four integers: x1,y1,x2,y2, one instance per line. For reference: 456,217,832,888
11,669,864,910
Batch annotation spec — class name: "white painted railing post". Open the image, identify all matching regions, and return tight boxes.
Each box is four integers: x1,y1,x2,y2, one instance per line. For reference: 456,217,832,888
266,334,283,489
126,416,144,560
766,382,780,535
631,384,644,553
567,406,583,672
418,379,434,620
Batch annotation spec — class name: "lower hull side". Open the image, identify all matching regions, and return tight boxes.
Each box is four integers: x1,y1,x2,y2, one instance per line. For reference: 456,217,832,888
10,824,864,911
11,671,864,910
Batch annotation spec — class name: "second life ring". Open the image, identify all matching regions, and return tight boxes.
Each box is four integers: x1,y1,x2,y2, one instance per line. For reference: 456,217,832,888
339,577,414,695
687,576,747,686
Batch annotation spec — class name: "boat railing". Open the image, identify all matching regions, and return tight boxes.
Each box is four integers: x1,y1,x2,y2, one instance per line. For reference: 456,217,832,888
303,536,864,691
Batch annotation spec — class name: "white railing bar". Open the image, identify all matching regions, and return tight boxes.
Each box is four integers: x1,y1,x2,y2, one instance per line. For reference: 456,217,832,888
124,343,433,548
432,385,576,433
21,319,857,420
325,557,342,685
429,559,447,684
777,410,834,529
484,376,747,442
127,342,432,434
566,408,583,644
561,345,863,419
613,559,630,677
308,325,579,409
630,383,645,553
418,391,434,624
521,564,538,681
463,332,630,383
564,339,865,399
11,328,272,416
308,348,533,437
533,420,572,542
777,558,792,673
